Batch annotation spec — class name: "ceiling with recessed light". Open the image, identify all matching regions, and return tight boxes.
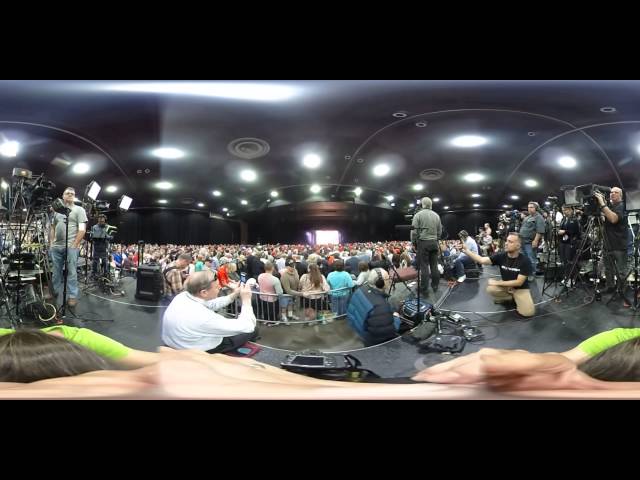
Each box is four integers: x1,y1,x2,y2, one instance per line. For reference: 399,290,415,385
1,80,639,218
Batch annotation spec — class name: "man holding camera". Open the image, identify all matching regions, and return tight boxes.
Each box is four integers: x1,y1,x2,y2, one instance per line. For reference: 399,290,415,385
453,230,479,283
519,202,546,281
460,232,535,318
594,187,628,295
90,214,113,278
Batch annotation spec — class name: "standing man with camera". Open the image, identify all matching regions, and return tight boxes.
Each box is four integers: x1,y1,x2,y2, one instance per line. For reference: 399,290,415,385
49,187,88,309
90,214,112,279
519,202,546,282
594,187,629,296
411,197,442,295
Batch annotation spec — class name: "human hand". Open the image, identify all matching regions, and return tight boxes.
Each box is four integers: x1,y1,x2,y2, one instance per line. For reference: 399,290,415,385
239,284,253,303
532,241,538,249
594,191,605,206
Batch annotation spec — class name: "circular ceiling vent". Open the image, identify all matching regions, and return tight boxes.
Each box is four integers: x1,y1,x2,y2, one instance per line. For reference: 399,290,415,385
181,198,195,205
420,168,445,181
227,137,270,159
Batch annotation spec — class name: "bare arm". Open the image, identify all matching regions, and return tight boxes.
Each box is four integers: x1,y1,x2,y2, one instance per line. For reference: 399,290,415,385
73,223,86,248
460,243,492,265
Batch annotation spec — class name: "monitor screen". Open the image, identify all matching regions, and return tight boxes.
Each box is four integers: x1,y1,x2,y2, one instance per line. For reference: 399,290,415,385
291,356,324,366
315,230,340,245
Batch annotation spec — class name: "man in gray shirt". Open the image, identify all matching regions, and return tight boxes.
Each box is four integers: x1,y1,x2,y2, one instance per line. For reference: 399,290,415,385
49,187,88,308
411,197,442,294
518,202,546,281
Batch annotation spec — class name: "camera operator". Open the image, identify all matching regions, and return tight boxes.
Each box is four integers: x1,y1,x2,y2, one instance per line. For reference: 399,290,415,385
90,214,113,278
519,202,546,281
558,205,581,285
496,221,507,251
594,186,629,295
49,187,88,309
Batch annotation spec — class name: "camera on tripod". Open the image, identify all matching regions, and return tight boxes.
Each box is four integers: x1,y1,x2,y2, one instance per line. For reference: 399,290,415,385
574,184,612,216
11,169,56,210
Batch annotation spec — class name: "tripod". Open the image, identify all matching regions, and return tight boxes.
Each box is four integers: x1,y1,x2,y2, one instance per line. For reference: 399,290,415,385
621,212,640,311
541,204,563,298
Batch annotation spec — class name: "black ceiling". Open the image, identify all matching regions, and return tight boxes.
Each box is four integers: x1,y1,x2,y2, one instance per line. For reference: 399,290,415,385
1,80,639,218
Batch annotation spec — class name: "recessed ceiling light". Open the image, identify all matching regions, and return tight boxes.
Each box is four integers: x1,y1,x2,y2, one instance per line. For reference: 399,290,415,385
443,206,450,210
105,82,301,102
270,190,278,197
510,195,519,200
545,201,551,205
471,193,481,198
303,153,322,169
152,147,184,159
392,112,408,118
0,140,20,158
310,184,321,194
451,135,487,148
240,199,248,205
226,212,230,216
240,169,257,182
558,156,577,168
463,173,485,182
197,202,204,207
415,121,428,128
222,207,228,212
600,106,617,113
473,204,480,207
524,179,538,187
105,185,118,193
390,202,396,206
416,200,421,205
433,197,440,202
413,184,423,191
212,190,222,196
0,181,7,189
158,199,168,204
528,132,537,137
373,164,390,177
72,162,90,174
502,204,511,208
155,181,173,190
354,187,363,196
385,195,394,202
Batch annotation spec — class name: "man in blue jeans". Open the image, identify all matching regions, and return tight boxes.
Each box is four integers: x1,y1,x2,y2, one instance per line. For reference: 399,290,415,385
519,202,546,281
49,187,88,309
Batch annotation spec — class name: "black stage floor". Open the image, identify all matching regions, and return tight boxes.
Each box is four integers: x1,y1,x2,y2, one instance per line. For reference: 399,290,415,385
13,267,637,378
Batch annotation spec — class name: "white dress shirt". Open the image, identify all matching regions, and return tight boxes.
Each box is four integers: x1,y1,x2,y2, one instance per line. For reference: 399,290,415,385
162,292,256,351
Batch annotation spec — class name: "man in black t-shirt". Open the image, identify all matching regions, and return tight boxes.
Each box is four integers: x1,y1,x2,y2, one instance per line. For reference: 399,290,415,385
460,232,535,317
595,187,629,295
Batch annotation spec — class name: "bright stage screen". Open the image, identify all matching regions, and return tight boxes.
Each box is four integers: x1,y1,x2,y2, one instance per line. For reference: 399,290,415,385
315,230,341,245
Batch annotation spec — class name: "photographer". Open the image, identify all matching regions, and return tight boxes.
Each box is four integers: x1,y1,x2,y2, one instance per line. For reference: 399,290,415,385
90,214,113,278
558,205,581,285
49,187,88,309
594,187,629,295
453,230,479,283
519,202,546,281
410,197,442,295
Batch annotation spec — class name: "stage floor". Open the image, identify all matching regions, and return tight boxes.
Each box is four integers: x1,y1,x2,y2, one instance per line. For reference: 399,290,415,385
11,267,637,378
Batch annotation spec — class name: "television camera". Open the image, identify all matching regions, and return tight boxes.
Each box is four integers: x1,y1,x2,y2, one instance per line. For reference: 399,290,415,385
571,184,612,216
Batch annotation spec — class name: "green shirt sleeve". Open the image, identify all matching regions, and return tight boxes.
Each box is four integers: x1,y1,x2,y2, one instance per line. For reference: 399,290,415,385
41,326,131,360
578,328,640,357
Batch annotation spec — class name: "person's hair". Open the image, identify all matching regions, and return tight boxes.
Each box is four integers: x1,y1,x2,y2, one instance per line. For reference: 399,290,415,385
307,263,323,288
458,230,469,239
177,253,192,262
333,259,344,271
507,232,522,245
0,330,112,383
264,261,274,272
578,338,640,382
421,197,432,209
528,201,540,211
366,268,388,289
358,261,369,273
97,214,107,221
63,187,75,194
186,270,217,295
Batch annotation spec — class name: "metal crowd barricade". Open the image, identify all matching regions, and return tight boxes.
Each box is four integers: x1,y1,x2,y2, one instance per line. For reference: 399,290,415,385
243,286,355,326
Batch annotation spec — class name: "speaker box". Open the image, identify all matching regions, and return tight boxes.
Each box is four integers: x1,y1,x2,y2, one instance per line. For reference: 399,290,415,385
135,264,163,301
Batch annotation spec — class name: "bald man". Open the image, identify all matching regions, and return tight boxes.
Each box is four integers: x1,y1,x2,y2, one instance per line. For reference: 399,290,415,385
595,186,629,297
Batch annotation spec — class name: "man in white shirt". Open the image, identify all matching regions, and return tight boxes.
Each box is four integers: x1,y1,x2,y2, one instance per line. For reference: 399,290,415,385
453,230,479,283
162,270,258,353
